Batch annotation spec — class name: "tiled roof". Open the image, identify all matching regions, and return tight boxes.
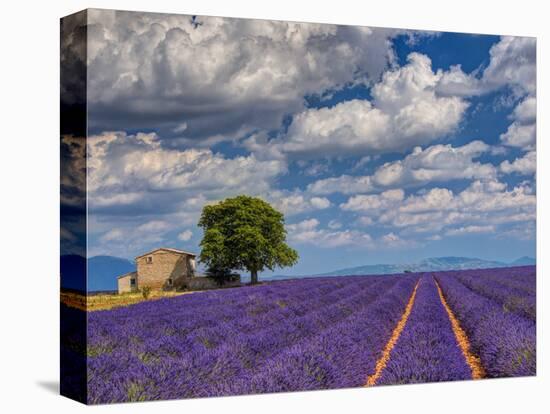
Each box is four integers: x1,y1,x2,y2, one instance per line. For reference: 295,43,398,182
135,247,197,260
117,271,137,279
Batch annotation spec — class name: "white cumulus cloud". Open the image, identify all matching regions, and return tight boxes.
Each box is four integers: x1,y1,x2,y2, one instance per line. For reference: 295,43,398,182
85,9,401,140
88,131,287,211
500,95,536,150
286,218,373,248
500,151,536,175
309,141,495,195
247,53,469,160
366,179,536,240
178,230,193,241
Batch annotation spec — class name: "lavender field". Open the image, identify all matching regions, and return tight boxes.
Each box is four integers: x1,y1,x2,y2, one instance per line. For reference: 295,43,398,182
63,266,536,404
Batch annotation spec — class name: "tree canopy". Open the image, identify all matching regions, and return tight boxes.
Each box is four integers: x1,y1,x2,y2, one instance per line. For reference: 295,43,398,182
198,195,298,284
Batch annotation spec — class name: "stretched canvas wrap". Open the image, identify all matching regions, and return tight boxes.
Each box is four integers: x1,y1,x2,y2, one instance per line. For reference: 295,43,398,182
60,8,537,405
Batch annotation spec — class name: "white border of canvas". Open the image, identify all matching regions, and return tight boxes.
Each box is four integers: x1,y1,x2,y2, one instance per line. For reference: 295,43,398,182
0,1,546,413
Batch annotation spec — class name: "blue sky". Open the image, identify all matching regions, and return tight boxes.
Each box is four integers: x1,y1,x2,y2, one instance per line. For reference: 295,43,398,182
64,10,536,276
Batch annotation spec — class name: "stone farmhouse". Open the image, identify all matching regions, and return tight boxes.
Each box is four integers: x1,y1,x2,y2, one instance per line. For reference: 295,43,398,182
117,247,202,294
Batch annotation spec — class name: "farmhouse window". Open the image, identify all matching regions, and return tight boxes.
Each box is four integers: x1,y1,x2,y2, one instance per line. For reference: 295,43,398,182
146,256,153,264
167,278,173,286
130,278,136,287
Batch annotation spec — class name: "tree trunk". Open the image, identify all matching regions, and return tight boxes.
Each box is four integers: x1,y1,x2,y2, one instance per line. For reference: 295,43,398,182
251,269,258,285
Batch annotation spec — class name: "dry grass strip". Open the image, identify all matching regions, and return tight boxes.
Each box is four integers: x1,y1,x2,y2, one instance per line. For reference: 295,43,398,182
60,290,193,311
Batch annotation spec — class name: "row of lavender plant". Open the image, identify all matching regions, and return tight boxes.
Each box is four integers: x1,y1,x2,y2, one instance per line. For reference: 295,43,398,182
209,275,418,397
451,269,535,320
435,273,535,378
87,274,392,402
87,278,365,399
473,267,535,297
87,275,414,403
87,275,392,357
485,266,535,294
91,275,397,374
377,276,473,385
443,266,535,296
180,278,397,358
87,276,359,351
451,266,535,287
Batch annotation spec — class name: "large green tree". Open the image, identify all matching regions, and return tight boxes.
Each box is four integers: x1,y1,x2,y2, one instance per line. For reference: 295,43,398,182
198,195,298,284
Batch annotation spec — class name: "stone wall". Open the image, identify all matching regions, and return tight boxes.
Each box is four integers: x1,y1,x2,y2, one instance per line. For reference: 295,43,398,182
182,275,241,291
118,249,239,293
117,272,136,294
137,250,194,290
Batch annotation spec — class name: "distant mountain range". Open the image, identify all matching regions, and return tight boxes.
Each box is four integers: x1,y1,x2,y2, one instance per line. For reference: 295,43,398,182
87,256,135,291
509,256,537,266
61,254,535,291
312,256,535,277
61,255,135,292
266,256,535,280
